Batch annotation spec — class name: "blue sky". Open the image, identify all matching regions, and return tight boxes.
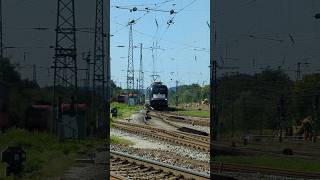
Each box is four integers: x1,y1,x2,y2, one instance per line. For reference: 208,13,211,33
3,0,320,87
110,0,210,89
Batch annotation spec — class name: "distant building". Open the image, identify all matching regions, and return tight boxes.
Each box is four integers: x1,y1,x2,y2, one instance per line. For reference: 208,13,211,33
117,94,128,103
128,93,138,106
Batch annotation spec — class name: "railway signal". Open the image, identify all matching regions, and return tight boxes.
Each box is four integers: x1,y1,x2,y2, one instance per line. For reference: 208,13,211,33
1,147,26,176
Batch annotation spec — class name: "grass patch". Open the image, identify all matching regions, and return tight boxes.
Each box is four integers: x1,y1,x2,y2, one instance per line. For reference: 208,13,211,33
215,155,320,172
0,128,104,179
175,110,210,118
110,135,134,146
110,102,141,122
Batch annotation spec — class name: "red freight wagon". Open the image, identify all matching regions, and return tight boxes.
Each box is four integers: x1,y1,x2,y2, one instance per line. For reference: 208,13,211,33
25,105,51,131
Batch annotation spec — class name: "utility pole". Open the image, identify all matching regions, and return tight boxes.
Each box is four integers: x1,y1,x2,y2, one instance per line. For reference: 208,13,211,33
52,0,78,135
210,0,218,141
313,95,319,142
127,22,135,97
150,42,163,82
138,43,144,104
278,94,286,142
210,0,218,177
32,64,37,84
82,51,91,103
47,68,50,87
230,78,234,138
136,78,138,92
93,0,106,136
0,0,3,59
23,52,27,62
175,80,179,107
296,62,301,81
152,42,156,81
105,0,111,176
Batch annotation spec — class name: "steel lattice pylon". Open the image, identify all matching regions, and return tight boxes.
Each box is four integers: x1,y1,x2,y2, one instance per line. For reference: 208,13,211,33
93,0,106,134
127,23,134,93
138,43,144,103
52,0,78,134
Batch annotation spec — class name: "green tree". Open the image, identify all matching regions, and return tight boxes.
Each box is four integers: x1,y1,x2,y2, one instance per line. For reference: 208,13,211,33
0,58,21,83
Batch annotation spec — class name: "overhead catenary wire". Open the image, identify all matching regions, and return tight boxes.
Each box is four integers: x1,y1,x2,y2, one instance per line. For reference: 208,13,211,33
157,0,198,44
113,0,176,26
111,0,175,9
111,21,209,52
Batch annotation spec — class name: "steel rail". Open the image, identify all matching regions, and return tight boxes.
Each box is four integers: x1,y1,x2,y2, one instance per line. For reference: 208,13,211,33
113,122,209,151
213,162,320,179
111,150,211,179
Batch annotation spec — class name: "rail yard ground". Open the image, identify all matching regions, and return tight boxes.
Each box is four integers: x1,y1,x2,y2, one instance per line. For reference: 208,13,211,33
170,103,210,118
110,108,211,178
2,104,319,179
109,105,320,179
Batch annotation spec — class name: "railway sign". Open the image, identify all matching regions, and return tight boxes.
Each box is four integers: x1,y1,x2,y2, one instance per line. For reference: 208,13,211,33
1,146,26,176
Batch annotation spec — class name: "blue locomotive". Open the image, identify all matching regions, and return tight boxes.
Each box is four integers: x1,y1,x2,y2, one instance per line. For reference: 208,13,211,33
146,82,168,110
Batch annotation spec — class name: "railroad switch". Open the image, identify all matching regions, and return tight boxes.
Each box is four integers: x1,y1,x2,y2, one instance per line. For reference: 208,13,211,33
1,146,26,176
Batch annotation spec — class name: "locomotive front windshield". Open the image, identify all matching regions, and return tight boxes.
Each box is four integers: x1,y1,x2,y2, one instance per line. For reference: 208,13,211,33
153,94,166,99
151,86,167,95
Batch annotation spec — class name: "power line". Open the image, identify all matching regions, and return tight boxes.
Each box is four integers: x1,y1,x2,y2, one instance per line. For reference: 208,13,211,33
113,0,176,27
112,21,209,52
157,0,199,44
112,0,176,10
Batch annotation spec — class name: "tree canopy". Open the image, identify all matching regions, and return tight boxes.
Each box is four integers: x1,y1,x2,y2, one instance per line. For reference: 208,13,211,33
169,70,320,136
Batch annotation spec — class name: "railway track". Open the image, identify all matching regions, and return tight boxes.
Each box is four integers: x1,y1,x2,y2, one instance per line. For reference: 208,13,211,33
150,111,210,127
112,112,320,179
213,162,320,179
115,118,314,158
118,120,209,143
147,114,320,159
150,111,320,160
111,150,211,179
149,111,210,139
113,121,209,152
110,149,320,179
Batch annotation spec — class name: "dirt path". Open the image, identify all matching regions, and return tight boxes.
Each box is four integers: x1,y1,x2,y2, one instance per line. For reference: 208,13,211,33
58,150,107,180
